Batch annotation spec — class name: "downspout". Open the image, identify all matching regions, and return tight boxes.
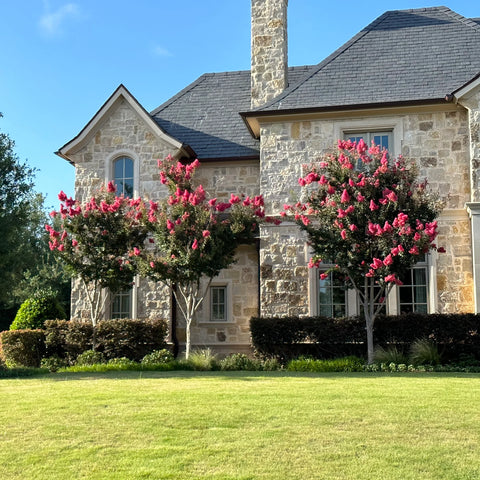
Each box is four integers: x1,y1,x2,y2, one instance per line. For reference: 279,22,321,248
256,237,261,317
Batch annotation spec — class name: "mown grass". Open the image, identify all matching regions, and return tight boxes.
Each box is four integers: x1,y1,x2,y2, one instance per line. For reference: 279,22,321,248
1,371,480,479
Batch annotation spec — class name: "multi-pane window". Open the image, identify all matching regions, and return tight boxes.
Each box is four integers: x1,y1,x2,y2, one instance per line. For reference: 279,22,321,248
359,284,387,317
113,156,134,197
210,286,227,321
318,271,347,318
398,266,428,314
111,290,132,319
346,131,392,152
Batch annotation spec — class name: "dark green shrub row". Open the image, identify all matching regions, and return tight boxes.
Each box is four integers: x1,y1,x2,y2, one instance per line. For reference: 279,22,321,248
0,319,168,367
251,313,480,362
0,330,46,367
45,318,168,362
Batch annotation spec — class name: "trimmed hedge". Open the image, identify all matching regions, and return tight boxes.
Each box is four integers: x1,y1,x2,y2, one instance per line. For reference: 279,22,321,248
0,329,46,367
250,313,480,362
44,318,168,362
44,320,93,362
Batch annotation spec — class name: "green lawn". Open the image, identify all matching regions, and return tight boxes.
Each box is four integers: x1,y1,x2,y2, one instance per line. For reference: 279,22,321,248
1,371,480,480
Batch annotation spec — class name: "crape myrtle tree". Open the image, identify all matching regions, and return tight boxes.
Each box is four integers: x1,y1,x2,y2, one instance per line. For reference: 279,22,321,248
46,183,149,326
283,139,444,364
141,155,279,359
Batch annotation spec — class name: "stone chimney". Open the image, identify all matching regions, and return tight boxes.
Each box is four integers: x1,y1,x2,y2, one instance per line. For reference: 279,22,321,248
251,0,288,109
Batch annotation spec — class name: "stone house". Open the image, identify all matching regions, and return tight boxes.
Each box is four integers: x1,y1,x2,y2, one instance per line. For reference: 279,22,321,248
57,1,480,355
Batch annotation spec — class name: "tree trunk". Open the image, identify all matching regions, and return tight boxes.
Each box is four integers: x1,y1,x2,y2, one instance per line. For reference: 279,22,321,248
185,317,192,359
365,316,375,365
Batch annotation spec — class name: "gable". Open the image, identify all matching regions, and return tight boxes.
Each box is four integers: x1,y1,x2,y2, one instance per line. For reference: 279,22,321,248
56,85,192,165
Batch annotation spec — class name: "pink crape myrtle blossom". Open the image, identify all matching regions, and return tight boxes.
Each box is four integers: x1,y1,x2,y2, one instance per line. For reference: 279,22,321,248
284,140,444,364
46,183,149,326
141,155,276,359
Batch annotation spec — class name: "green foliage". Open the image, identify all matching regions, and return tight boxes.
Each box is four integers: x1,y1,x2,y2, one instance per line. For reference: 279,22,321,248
141,348,174,365
44,318,168,362
46,186,150,325
287,356,365,372
76,349,106,366
0,329,46,367
41,355,69,372
107,357,137,368
44,319,93,362
0,116,50,325
219,353,260,371
252,313,480,363
409,338,441,366
373,345,408,365
10,295,66,330
0,366,49,377
95,318,168,361
251,315,365,361
186,348,219,371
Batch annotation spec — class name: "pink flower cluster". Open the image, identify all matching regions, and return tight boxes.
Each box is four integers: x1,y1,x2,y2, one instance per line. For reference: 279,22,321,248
159,156,200,185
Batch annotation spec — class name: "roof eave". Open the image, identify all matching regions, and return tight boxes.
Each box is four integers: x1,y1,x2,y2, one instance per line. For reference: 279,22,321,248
241,98,452,138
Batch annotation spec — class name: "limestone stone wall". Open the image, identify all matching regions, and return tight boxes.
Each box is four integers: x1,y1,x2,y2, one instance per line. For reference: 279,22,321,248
71,98,174,204
251,0,288,109
259,108,474,315
173,244,259,355
69,97,262,352
69,98,181,323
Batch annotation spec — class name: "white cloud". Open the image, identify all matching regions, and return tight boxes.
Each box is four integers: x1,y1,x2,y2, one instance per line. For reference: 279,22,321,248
39,3,80,36
153,45,173,57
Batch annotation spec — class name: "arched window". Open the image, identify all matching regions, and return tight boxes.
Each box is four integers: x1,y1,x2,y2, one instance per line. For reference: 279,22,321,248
113,156,134,197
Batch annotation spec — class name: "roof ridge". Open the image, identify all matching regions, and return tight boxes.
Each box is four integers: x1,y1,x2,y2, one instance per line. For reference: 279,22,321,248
440,5,480,33
253,10,393,111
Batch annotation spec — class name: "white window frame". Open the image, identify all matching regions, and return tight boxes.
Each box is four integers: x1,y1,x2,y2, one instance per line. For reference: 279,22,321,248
202,281,233,323
308,248,436,317
334,117,403,156
105,150,140,198
110,288,133,319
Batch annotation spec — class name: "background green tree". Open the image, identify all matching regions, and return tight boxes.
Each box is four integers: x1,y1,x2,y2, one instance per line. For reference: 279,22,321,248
0,114,67,330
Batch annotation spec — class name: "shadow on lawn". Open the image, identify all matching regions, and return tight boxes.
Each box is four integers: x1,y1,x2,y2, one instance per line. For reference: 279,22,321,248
40,370,480,382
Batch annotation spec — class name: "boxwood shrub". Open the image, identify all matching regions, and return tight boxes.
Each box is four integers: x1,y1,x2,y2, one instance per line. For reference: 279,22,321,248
10,295,66,330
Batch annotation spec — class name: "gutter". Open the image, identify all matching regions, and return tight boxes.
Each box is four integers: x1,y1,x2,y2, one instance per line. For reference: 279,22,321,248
240,98,452,139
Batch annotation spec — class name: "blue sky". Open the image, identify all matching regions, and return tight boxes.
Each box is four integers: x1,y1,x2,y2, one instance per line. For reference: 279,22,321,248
0,0,478,209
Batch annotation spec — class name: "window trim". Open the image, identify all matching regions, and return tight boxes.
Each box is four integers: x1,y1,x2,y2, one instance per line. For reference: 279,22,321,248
110,289,133,319
308,245,436,316
201,281,233,324
333,117,403,156
105,150,140,198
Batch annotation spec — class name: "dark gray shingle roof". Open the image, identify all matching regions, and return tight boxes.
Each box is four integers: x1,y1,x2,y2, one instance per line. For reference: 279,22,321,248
151,66,313,159
257,6,480,111
151,7,480,158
